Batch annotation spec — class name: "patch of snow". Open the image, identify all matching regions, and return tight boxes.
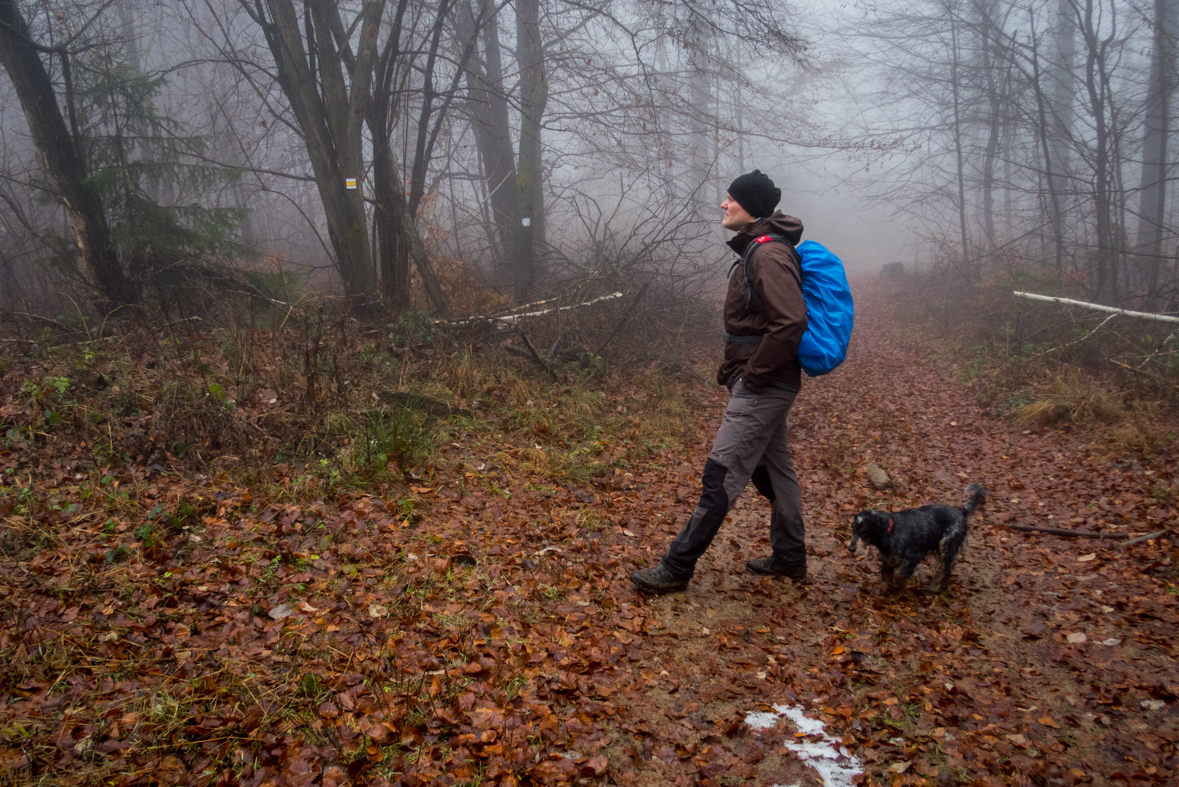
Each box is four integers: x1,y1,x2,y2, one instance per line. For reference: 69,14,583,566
745,704,863,787
745,712,781,730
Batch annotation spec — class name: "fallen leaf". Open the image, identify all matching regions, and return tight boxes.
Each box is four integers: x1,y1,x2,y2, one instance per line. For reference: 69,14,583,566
581,754,608,776
1077,553,1096,562
269,603,295,620
1067,632,1087,644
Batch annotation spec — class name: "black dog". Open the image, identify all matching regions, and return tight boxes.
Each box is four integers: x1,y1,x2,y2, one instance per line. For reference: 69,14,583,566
848,484,987,593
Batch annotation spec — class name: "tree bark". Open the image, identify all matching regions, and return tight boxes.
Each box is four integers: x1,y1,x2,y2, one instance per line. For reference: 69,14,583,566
949,12,972,281
977,0,1003,258
246,0,382,311
0,0,136,307
457,0,518,269
1080,0,1115,300
514,0,547,303
1136,0,1179,306
1028,13,1067,275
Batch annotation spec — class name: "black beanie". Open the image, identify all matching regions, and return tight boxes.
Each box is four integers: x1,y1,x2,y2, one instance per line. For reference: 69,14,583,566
728,170,781,219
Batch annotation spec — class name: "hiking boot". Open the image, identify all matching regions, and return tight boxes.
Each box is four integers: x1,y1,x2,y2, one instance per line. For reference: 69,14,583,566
630,564,690,594
746,556,807,582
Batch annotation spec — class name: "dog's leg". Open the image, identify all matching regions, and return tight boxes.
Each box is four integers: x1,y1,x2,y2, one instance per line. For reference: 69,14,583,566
934,533,966,593
894,558,922,593
880,554,901,593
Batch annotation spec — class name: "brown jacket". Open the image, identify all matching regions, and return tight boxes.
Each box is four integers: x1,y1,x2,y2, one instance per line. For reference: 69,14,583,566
716,212,808,392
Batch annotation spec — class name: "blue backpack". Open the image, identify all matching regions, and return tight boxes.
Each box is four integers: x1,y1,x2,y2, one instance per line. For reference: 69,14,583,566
738,235,855,377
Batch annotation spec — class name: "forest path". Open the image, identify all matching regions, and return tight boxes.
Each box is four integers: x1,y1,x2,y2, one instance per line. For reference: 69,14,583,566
611,278,1179,786
1,279,1175,787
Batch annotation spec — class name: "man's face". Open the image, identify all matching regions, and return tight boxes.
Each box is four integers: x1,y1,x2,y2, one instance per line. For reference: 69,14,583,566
721,194,756,231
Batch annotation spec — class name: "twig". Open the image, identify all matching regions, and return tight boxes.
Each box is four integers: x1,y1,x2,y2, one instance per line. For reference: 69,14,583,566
1109,359,1170,382
593,283,650,357
1118,529,1171,548
501,343,534,361
1036,312,1117,356
516,329,561,383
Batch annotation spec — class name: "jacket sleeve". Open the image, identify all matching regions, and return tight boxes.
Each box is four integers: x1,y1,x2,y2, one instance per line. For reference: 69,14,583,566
742,243,807,390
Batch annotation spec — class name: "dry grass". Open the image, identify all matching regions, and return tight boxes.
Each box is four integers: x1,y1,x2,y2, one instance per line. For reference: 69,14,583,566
1013,373,1124,427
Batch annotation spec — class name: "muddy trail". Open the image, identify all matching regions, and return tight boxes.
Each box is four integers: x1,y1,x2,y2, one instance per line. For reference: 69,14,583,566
606,281,1179,786
0,278,1176,787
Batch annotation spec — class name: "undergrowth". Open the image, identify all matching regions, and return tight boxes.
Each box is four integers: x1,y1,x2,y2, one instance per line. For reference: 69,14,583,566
883,273,1179,453
0,296,705,502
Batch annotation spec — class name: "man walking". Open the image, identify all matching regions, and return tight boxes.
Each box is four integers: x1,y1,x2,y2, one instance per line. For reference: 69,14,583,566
630,170,809,594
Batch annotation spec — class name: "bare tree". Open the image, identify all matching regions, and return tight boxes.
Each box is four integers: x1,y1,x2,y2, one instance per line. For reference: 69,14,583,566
0,0,137,307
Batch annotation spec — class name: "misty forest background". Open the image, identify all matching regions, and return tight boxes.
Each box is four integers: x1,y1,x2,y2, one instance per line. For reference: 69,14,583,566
2,0,1179,324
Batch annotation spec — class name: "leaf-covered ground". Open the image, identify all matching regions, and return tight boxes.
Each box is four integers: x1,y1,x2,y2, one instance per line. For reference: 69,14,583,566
0,279,1176,786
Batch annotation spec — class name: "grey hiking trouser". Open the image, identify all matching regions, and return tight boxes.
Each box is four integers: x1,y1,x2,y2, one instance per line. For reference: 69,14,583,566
661,379,804,578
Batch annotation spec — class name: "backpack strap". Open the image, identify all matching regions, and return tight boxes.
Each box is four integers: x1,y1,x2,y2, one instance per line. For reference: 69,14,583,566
729,233,791,308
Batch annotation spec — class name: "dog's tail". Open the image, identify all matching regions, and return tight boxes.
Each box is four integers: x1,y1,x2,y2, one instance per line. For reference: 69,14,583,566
962,483,988,516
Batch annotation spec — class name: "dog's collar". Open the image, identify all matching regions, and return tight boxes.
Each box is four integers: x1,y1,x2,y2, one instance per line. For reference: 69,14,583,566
888,517,894,533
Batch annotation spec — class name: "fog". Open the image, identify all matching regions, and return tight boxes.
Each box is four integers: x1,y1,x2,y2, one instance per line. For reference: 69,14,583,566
2,0,1176,312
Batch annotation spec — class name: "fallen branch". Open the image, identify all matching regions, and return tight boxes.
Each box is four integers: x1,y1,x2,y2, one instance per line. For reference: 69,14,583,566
437,291,624,328
995,523,1127,538
516,329,561,383
1013,291,1179,324
1035,312,1117,356
593,283,650,357
996,522,1172,543
1108,359,1170,382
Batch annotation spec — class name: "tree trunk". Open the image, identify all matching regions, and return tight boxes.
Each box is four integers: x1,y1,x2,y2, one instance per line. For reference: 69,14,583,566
685,0,712,223
457,0,518,270
978,0,1002,258
1039,0,1077,273
949,13,972,281
1081,0,1115,300
249,0,381,312
514,0,547,303
0,0,136,307
1029,13,1067,275
1048,0,1077,189
1136,0,1179,306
